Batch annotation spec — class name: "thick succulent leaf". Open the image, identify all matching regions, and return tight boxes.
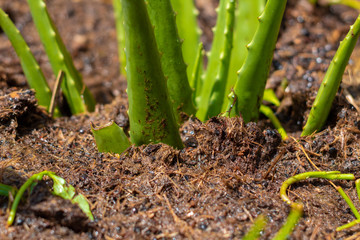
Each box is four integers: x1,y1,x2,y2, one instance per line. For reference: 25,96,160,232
146,0,196,121
121,0,183,148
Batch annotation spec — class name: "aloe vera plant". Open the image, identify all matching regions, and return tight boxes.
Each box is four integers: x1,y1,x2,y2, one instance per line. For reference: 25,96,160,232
97,0,288,153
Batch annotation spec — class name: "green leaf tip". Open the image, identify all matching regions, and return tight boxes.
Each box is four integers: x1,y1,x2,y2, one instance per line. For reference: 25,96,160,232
91,121,131,154
302,14,360,136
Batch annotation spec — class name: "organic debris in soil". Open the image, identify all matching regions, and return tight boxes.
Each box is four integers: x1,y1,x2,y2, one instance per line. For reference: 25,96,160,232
0,0,360,239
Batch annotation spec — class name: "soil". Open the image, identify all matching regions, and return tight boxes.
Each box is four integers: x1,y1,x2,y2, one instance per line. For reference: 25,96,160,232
0,0,360,239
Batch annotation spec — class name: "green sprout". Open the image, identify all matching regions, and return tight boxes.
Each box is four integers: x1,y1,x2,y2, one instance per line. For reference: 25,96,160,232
6,171,93,226
280,171,360,233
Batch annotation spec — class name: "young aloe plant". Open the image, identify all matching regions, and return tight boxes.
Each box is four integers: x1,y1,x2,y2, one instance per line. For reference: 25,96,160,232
301,14,360,136
0,8,61,116
121,0,183,148
94,0,288,154
26,0,95,115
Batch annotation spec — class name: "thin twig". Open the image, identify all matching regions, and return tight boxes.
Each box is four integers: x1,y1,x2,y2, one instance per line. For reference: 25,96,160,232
49,70,64,117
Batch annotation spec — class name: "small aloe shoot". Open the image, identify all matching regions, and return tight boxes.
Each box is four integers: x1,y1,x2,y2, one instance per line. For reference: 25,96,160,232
197,0,231,121
170,0,201,80
91,121,131,154
260,105,288,140
222,0,264,112
280,171,355,207
121,0,183,148
0,8,60,117
7,171,93,226
26,0,95,115
145,0,196,121
336,179,360,231
225,0,287,122
205,0,236,119
301,14,360,136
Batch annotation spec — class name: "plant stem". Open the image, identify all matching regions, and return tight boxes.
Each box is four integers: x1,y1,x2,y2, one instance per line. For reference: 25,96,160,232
243,214,268,240
272,203,303,240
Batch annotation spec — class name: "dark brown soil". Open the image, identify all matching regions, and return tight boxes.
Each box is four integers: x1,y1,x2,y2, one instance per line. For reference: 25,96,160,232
1,0,360,239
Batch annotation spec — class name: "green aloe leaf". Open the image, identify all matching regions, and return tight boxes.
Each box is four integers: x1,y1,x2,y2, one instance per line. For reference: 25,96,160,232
113,0,126,77
205,0,236,119
225,0,287,122
121,0,183,148
170,0,201,80
146,0,196,122
0,8,60,116
191,42,205,106
221,0,265,112
197,0,230,121
0,183,17,198
302,14,360,136
260,105,288,140
26,0,95,115
91,121,131,154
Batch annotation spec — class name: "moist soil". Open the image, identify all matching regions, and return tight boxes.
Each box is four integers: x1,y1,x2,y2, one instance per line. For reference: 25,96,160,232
1,0,360,239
